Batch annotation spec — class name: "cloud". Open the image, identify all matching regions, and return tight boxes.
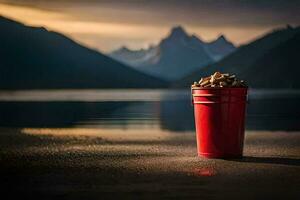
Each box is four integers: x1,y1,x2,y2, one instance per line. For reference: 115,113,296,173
2,0,299,27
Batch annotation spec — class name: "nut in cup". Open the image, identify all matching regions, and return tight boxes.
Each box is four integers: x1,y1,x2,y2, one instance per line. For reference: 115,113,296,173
191,72,248,158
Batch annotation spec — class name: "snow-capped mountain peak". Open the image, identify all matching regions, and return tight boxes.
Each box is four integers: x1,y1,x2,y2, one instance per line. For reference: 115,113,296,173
109,26,236,80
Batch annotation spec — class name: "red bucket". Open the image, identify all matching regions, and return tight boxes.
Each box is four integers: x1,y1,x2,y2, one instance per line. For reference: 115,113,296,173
192,87,248,158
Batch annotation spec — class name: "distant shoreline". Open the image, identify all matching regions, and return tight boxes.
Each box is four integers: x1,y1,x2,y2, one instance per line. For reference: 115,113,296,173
0,89,300,102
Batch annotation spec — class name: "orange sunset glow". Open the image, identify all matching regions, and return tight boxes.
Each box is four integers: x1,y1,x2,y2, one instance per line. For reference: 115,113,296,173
1,0,298,52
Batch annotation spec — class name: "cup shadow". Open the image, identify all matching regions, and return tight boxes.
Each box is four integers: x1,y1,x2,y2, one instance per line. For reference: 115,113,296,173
228,156,300,166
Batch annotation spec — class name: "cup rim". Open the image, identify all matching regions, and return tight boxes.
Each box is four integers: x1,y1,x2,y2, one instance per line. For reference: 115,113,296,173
191,86,248,90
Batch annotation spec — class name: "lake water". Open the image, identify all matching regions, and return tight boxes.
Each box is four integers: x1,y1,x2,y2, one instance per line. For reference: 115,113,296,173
0,89,300,131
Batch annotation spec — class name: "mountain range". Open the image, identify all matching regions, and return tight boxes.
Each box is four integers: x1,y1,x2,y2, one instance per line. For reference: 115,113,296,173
110,26,236,80
175,25,300,88
0,16,167,89
1,15,299,89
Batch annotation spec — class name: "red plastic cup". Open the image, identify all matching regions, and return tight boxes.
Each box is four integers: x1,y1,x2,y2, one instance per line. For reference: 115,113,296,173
191,87,248,158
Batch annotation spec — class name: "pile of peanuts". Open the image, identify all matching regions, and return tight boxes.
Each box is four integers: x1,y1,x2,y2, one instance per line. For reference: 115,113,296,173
192,72,246,88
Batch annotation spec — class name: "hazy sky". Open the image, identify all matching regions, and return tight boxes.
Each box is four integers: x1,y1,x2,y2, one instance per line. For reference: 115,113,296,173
0,0,299,52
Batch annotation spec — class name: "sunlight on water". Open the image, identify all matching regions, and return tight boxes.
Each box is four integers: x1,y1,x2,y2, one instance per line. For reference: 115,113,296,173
1,89,300,101
0,89,189,101
21,127,194,139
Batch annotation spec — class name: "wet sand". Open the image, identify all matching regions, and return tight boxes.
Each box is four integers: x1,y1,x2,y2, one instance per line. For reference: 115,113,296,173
0,128,299,199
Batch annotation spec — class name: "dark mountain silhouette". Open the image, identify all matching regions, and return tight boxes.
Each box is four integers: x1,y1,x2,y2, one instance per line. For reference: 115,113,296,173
241,31,300,88
175,25,300,88
110,26,236,81
0,16,167,89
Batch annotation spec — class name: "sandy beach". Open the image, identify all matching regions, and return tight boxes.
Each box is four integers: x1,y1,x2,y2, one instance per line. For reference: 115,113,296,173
0,128,299,199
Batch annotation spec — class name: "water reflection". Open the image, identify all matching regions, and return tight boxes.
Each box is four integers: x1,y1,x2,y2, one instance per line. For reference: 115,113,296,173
247,97,300,131
191,167,216,177
0,90,300,131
